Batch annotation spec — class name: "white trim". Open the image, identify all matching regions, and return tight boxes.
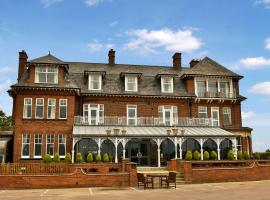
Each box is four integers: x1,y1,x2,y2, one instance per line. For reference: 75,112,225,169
23,98,32,119
222,107,232,126
59,99,67,119
127,105,137,125
58,134,66,158
88,74,102,90
21,134,30,159
125,76,138,92
161,77,173,93
33,134,42,159
211,107,220,126
47,98,56,119
35,98,44,119
35,66,58,84
46,134,54,156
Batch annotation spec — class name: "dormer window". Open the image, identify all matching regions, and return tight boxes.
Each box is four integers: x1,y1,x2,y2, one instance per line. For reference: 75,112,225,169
89,74,102,90
161,77,173,93
125,76,138,92
35,66,58,84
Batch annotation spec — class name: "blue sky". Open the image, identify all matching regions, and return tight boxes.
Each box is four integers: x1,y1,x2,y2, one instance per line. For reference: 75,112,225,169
0,0,270,151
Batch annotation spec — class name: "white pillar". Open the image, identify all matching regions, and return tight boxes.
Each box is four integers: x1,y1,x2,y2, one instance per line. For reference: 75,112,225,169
200,138,204,160
157,138,161,167
179,138,183,160
115,137,118,163
72,138,75,163
174,137,177,159
98,138,101,155
122,139,126,159
217,138,221,160
233,138,238,160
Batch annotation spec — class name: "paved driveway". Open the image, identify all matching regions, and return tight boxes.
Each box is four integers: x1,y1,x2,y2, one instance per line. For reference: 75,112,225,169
1,180,270,200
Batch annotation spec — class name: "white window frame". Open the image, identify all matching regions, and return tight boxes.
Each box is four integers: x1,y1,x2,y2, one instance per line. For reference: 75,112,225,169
59,99,67,119
211,107,220,126
223,107,232,126
161,77,173,93
47,98,56,119
125,76,138,92
23,98,32,119
88,74,102,90
34,134,42,159
83,104,104,125
127,105,137,125
58,134,66,158
46,134,54,157
21,134,30,159
35,98,44,119
158,105,178,126
198,106,208,125
35,66,58,84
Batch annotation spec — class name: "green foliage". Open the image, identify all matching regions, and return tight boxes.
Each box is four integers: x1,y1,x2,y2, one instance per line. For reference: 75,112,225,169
266,149,270,153
253,152,260,160
227,150,235,160
210,151,217,160
203,151,210,160
53,153,60,163
193,150,201,160
65,153,72,163
243,151,250,160
103,153,109,163
96,154,102,162
76,152,83,163
87,152,94,163
43,154,52,163
185,151,192,160
0,110,12,127
237,151,243,160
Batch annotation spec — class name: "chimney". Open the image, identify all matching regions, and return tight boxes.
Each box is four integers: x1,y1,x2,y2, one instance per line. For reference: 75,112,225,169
108,49,115,66
189,59,200,68
18,50,28,81
172,52,181,70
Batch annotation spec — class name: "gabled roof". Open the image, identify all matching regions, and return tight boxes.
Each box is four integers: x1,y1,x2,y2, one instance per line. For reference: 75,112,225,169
28,53,65,64
181,57,243,79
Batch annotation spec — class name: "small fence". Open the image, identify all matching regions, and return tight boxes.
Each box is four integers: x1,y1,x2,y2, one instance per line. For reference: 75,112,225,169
0,163,71,175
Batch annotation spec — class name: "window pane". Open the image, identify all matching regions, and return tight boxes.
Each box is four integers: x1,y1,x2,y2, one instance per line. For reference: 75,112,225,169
47,73,56,83
197,81,206,97
38,73,46,83
22,144,30,156
59,144,65,156
209,81,217,97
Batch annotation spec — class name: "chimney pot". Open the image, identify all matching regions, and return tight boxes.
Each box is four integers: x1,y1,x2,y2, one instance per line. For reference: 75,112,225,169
18,50,28,81
172,52,181,70
189,59,200,68
108,49,115,66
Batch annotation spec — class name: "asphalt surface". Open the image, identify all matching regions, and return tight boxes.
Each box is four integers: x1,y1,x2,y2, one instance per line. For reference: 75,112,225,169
1,180,270,200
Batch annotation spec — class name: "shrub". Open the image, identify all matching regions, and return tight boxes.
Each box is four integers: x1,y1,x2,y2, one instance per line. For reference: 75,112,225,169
185,151,192,160
193,150,201,160
86,152,93,163
103,153,109,163
227,150,235,160
53,153,60,163
237,151,243,160
96,154,102,162
210,151,217,160
203,151,210,160
65,153,72,163
253,152,260,160
43,154,52,163
243,151,250,160
76,152,83,163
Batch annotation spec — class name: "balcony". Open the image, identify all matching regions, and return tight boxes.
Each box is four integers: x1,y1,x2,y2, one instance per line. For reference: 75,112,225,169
74,116,213,127
197,90,236,99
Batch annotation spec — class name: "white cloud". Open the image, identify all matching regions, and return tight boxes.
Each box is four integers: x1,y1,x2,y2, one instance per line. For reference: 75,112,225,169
0,79,11,92
123,28,202,53
242,111,256,119
85,0,110,6
255,0,270,8
0,67,16,73
85,40,115,52
265,37,270,50
238,57,270,69
109,20,118,27
41,0,63,7
249,82,270,95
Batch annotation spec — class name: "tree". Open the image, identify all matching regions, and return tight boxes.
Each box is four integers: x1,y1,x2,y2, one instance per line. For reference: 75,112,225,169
203,151,210,160
210,151,217,160
227,150,235,160
0,110,12,127
266,149,270,153
185,151,192,160
193,150,201,160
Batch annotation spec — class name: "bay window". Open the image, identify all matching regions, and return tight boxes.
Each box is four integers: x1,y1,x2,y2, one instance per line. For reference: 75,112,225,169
35,66,58,84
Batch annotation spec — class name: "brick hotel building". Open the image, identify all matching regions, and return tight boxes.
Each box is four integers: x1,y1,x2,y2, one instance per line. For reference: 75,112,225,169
8,50,252,166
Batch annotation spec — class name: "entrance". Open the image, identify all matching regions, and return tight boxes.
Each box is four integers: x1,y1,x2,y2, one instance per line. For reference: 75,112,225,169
127,139,151,166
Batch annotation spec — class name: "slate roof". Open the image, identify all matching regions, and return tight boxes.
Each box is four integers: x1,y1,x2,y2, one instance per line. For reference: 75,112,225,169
181,57,243,79
12,54,243,98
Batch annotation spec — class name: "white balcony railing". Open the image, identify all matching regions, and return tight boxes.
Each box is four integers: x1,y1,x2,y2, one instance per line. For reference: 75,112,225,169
74,116,213,127
197,90,237,98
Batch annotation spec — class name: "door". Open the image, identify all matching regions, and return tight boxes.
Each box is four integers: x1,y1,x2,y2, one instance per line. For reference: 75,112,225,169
211,107,220,126
89,107,98,125
129,141,150,166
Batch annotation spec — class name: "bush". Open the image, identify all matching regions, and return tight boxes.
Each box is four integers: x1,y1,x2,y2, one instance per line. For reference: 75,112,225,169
193,150,201,160
227,150,235,160
53,153,60,163
86,152,94,163
203,151,210,160
96,154,102,162
253,152,260,160
65,153,72,163
185,151,192,160
237,151,243,160
103,153,109,163
210,151,217,160
243,151,250,160
76,152,83,163
43,154,52,163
